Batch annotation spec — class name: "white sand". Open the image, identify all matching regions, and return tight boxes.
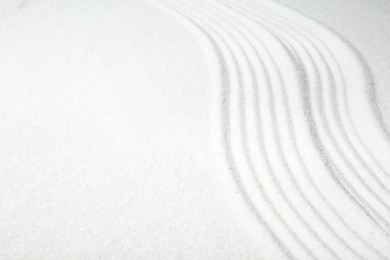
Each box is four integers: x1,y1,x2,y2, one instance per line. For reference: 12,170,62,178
0,0,389,259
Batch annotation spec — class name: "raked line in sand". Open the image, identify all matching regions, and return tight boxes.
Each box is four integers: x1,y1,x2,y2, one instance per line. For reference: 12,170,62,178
154,0,390,259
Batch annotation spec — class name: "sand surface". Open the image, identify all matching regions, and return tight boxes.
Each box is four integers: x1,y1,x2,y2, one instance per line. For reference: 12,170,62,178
0,0,389,259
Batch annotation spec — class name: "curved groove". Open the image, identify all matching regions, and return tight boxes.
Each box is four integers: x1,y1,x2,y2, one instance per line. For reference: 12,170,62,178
222,0,388,235
228,0,390,230
181,3,343,258
189,1,375,259
154,0,390,258
240,0,390,204
155,1,300,259
207,1,390,258
164,2,319,258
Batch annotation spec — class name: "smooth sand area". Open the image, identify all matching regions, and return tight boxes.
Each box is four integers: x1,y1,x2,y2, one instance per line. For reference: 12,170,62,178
0,0,389,259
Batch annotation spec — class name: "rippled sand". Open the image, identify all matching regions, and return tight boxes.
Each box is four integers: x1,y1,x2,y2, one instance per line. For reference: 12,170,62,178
0,0,389,259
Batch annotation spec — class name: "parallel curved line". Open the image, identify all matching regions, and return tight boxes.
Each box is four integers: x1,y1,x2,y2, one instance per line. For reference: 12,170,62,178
240,0,390,204
163,2,320,258
154,0,390,259
188,1,378,259
154,1,299,259
179,2,345,258
171,1,362,258
206,1,390,258
224,0,390,235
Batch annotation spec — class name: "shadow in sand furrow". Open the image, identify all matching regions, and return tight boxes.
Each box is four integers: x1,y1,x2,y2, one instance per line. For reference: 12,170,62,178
179,3,342,259
224,0,390,234
216,1,390,256
155,0,390,259
162,2,316,259
207,1,390,258
153,2,298,259
225,0,390,234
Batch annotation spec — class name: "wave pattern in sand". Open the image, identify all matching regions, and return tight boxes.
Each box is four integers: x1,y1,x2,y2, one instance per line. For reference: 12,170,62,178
156,0,390,258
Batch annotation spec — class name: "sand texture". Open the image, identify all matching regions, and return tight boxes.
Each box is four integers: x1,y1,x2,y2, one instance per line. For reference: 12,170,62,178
0,0,389,259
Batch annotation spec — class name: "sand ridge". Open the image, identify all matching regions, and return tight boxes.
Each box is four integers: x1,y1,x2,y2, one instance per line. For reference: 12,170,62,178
155,0,390,258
